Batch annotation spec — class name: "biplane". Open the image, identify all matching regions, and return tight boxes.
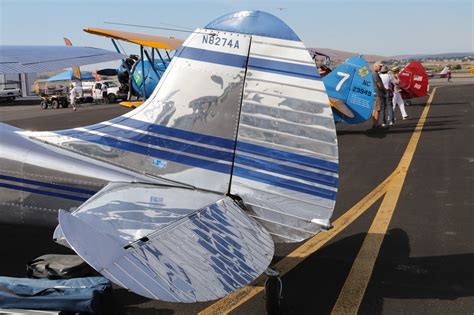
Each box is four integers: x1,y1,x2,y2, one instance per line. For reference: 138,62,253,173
0,11,339,302
82,28,183,107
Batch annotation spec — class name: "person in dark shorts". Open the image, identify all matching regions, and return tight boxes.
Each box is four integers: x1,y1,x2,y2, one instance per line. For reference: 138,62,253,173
371,61,387,128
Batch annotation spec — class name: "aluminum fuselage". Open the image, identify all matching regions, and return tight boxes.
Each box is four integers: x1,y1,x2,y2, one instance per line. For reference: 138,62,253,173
0,123,169,227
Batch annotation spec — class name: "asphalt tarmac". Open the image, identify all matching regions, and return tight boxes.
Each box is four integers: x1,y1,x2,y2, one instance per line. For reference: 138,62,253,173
0,83,472,314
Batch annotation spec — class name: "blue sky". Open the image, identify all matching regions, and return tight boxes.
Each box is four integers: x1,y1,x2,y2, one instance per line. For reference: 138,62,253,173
0,0,472,57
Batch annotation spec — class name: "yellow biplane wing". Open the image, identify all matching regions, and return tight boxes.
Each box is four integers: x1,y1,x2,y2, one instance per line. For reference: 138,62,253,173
83,28,183,50
119,100,144,108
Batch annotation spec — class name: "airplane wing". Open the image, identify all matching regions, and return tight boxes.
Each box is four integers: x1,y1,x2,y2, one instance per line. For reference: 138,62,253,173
0,45,126,74
83,28,184,50
56,182,273,302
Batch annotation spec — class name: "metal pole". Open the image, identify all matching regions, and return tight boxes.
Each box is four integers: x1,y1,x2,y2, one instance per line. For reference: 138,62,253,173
264,267,282,315
140,45,146,100
156,49,167,66
144,49,161,79
110,39,121,53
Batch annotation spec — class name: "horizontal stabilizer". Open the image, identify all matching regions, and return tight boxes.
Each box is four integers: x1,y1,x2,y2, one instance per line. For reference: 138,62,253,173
58,182,273,302
0,46,126,74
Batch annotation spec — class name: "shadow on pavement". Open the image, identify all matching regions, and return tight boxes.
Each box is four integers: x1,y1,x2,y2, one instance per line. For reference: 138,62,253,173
276,228,474,314
337,127,455,139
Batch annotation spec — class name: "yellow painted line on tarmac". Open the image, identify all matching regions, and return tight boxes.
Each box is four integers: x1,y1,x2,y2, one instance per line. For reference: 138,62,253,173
331,87,438,315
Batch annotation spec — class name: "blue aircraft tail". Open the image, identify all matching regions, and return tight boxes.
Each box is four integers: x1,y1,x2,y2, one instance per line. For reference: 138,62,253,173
323,55,375,124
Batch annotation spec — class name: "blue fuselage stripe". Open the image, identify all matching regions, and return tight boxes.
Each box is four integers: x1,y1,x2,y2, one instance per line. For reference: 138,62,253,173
0,174,96,195
65,133,232,174
248,57,321,80
234,155,337,188
59,117,236,150
64,124,234,162
60,122,337,175
176,46,320,81
53,121,338,199
0,182,88,202
177,46,248,69
233,166,336,200
236,141,338,173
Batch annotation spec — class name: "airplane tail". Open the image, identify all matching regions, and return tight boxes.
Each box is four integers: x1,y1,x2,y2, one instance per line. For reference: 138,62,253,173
323,56,375,124
400,61,429,98
28,11,338,243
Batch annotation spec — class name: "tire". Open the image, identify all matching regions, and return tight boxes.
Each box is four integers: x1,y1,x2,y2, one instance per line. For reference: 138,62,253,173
40,100,48,109
62,101,69,108
51,100,59,109
107,94,117,104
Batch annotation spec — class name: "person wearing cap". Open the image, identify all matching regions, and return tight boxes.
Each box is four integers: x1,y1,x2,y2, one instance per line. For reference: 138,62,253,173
379,65,394,126
371,61,387,128
390,66,408,120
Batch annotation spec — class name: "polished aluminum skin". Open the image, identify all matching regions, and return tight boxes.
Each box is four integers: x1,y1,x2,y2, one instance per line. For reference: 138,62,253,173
28,29,250,193
230,36,338,242
0,11,339,303
59,183,273,302
54,182,221,244
0,123,168,227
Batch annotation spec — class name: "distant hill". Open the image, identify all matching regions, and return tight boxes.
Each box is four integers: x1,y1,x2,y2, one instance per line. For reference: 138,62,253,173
310,48,474,63
391,52,474,60
309,48,389,62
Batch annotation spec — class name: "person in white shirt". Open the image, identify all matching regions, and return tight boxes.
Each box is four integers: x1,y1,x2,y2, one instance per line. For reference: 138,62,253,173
379,66,394,126
101,83,108,104
390,66,408,120
69,84,78,111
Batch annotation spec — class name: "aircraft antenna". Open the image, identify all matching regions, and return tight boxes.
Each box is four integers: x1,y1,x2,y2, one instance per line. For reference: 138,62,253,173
104,22,193,33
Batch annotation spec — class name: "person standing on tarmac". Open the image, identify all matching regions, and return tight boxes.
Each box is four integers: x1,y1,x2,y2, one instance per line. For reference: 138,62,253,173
101,83,108,104
390,66,409,120
69,84,78,111
447,67,452,82
379,65,394,126
371,61,387,128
